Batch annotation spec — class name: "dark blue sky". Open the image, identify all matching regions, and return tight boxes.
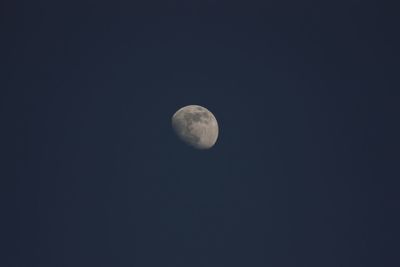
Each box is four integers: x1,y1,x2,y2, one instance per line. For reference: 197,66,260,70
1,1,398,266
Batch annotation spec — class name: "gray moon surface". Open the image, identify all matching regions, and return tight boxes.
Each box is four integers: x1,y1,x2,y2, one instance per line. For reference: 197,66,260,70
171,105,219,149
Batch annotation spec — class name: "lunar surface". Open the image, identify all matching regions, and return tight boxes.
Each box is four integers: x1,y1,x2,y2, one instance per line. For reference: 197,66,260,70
171,105,219,149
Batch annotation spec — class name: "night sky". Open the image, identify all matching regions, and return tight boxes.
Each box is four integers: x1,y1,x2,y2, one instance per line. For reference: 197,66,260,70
1,1,398,266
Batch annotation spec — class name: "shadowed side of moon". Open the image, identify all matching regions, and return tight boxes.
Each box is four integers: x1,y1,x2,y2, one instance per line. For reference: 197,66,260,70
171,105,219,149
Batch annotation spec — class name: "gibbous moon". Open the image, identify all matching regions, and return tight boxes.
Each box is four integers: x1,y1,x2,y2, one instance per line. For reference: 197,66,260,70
172,105,219,149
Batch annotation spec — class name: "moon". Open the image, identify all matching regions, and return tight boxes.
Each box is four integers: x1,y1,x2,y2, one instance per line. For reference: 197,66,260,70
171,105,219,149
